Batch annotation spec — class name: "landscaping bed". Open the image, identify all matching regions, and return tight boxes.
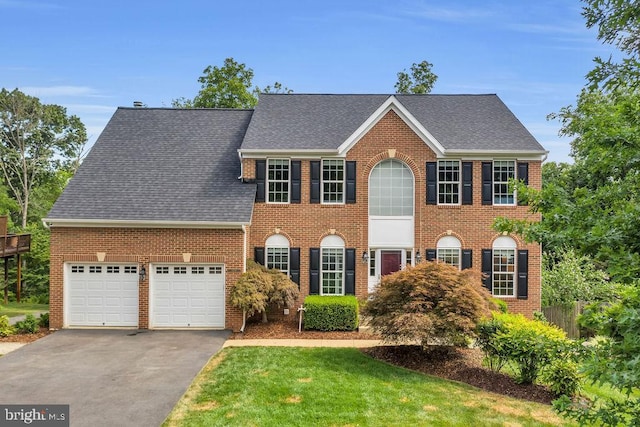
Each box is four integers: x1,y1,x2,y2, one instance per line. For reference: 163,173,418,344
0,327,52,343
229,316,379,340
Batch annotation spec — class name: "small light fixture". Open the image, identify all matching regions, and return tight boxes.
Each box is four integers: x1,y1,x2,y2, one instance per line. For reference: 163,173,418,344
362,251,369,264
415,250,422,264
139,264,146,282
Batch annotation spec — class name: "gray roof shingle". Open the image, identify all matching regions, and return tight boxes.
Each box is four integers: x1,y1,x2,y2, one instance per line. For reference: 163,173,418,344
240,94,546,153
47,108,256,224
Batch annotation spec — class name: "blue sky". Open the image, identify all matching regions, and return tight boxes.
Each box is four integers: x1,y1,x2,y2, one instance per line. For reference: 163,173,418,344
1,0,611,163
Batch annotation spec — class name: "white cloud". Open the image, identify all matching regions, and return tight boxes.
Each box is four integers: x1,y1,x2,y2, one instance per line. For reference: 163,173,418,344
21,85,99,97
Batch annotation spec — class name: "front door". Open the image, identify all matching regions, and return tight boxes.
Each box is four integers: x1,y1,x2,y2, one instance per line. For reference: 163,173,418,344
381,251,402,276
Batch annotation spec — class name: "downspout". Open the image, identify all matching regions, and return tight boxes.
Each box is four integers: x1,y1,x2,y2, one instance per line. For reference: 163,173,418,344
237,150,244,180
41,219,51,230
240,224,248,333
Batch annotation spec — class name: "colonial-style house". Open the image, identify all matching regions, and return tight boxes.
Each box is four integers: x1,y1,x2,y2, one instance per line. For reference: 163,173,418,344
45,94,546,331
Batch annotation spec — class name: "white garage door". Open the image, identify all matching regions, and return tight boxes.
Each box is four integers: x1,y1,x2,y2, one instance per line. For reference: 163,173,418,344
66,264,139,327
151,264,225,328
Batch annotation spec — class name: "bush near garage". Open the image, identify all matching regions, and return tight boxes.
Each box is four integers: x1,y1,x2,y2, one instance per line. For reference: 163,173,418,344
303,295,359,331
14,314,39,334
0,315,15,337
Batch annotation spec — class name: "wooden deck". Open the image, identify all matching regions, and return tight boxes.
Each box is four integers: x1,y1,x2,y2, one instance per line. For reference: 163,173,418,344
0,234,31,258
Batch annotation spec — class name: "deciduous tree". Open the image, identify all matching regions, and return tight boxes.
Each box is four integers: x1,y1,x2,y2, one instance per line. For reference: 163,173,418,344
395,60,438,94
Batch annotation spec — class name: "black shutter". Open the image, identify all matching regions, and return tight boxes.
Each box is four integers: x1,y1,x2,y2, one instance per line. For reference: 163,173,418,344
517,162,529,185
291,160,301,203
482,162,493,205
309,248,320,295
254,247,265,266
426,162,437,205
255,160,266,203
517,250,529,299
425,249,436,261
346,161,357,204
289,248,300,287
481,249,493,292
345,248,356,295
517,162,529,206
310,160,321,204
461,249,472,270
462,162,473,205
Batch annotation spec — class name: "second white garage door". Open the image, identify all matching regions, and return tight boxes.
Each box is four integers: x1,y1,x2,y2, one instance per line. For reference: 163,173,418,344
150,264,225,328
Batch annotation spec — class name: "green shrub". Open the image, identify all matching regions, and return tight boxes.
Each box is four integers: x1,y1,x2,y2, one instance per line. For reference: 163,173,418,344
476,312,568,384
303,295,358,331
475,316,509,372
543,358,581,397
0,315,15,337
492,298,509,313
362,261,494,347
39,312,49,328
14,314,39,334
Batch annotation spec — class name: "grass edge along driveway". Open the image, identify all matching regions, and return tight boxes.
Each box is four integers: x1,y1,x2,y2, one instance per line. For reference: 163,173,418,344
164,347,571,427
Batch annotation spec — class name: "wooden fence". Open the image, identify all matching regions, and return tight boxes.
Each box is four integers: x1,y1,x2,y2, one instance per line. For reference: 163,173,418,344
542,302,586,339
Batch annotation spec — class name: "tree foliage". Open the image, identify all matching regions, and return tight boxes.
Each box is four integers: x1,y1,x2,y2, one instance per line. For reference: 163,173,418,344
230,260,299,331
0,88,86,228
554,281,640,425
362,261,494,347
496,87,640,282
395,60,438,94
542,248,615,309
172,57,291,109
582,0,640,90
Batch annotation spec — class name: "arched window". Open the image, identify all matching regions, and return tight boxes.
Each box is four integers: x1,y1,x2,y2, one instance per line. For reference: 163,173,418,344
369,159,414,216
321,235,345,295
266,234,289,274
492,237,517,297
437,236,461,269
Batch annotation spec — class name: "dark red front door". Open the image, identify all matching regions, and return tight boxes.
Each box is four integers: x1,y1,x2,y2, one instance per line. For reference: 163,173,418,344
381,251,402,276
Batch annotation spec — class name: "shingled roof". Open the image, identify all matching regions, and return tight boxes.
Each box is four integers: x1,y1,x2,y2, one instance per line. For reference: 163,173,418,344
46,108,255,225
240,94,546,154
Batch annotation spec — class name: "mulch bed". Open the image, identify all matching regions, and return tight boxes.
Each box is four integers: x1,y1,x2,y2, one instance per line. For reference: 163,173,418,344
0,327,52,343
234,317,556,405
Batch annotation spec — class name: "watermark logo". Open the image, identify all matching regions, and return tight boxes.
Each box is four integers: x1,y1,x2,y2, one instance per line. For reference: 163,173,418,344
0,405,68,426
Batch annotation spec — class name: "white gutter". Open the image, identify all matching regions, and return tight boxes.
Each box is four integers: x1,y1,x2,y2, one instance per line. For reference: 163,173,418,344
42,218,250,229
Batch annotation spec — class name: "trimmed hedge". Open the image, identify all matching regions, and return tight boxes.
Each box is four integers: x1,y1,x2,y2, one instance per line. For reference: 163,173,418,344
303,295,359,331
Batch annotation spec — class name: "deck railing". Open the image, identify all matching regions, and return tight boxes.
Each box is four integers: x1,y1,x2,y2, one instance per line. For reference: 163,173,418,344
0,233,31,257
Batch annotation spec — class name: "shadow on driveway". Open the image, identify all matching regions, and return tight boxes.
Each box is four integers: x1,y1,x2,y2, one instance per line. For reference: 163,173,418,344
0,329,229,426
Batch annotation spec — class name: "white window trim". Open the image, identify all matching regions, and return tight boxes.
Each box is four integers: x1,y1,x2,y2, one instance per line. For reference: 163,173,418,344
492,236,517,297
267,158,290,204
437,160,461,206
265,234,290,275
321,158,345,205
493,160,517,206
436,236,462,269
320,235,345,296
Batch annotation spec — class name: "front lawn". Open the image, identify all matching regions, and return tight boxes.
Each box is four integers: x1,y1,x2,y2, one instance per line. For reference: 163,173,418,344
164,347,570,426
0,302,48,318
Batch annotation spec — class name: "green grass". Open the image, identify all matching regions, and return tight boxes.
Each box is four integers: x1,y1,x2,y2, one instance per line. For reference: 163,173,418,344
164,347,571,427
0,302,48,318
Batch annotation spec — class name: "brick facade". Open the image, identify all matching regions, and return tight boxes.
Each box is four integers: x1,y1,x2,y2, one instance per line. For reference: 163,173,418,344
244,110,542,316
49,106,543,331
49,227,246,331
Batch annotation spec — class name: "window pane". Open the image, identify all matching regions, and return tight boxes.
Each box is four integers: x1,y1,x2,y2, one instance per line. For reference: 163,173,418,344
492,249,515,296
493,161,515,205
321,247,344,295
438,161,460,204
267,247,289,274
437,248,460,269
268,159,290,203
369,159,413,216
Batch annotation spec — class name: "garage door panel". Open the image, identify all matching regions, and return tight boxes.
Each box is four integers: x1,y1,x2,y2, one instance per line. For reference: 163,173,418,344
66,264,139,327
151,264,225,328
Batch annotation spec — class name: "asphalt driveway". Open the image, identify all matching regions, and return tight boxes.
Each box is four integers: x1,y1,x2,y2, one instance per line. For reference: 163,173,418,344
0,329,229,426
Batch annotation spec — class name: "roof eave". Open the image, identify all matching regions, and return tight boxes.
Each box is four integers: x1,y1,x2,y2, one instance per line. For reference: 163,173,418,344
442,149,549,161
42,218,251,229
239,148,340,159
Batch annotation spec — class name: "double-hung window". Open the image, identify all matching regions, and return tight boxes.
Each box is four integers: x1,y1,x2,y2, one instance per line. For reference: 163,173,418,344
267,159,290,203
322,159,344,204
321,235,345,295
493,160,515,205
437,236,461,269
492,236,516,297
265,234,289,275
438,160,460,204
